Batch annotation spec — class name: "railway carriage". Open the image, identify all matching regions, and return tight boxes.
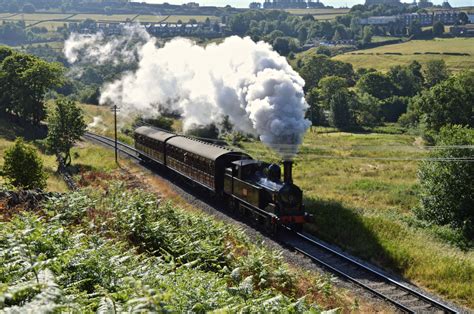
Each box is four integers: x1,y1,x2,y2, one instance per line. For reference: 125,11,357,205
134,126,309,232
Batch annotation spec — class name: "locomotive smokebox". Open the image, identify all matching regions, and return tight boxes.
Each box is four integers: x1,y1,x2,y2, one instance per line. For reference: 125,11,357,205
283,160,293,184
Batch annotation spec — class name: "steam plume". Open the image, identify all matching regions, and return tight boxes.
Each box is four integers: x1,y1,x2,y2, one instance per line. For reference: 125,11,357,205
64,29,311,159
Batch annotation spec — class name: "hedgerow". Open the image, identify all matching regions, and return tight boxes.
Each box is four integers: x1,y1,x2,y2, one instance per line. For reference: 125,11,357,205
0,184,336,312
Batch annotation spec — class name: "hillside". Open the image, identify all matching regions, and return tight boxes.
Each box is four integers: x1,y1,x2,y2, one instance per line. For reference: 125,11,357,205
0,120,388,312
76,100,474,308
332,38,474,72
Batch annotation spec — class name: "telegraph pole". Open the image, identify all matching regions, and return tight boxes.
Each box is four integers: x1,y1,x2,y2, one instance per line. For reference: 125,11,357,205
111,105,119,164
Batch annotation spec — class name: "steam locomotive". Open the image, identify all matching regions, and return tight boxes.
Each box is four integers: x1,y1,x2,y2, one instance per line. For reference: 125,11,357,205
134,126,309,233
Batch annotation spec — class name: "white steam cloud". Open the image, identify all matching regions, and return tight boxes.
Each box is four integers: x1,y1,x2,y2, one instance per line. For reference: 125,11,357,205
64,28,311,159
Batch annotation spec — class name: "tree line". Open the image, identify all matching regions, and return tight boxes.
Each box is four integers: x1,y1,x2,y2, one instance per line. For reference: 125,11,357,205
296,53,473,139
0,46,86,190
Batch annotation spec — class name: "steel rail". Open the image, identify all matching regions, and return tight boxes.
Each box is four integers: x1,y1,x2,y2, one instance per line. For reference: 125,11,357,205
83,131,459,313
283,226,458,313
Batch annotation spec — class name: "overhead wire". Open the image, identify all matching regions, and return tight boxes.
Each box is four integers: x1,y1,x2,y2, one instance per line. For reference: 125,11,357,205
134,122,474,162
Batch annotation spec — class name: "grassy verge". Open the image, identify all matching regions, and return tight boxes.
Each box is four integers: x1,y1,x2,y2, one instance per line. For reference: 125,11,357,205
233,127,474,309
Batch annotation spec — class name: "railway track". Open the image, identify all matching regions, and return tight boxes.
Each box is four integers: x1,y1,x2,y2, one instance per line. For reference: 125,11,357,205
84,131,459,314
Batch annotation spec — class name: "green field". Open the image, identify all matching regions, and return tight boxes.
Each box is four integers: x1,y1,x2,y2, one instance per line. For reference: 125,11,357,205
0,12,222,26
3,13,72,21
333,38,474,72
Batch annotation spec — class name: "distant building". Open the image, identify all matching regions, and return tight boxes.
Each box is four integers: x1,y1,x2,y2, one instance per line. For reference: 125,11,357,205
249,2,262,9
263,0,310,9
417,0,433,8
184,2,199,7
365,0,401,6
450,24,474,36
360,10,462,27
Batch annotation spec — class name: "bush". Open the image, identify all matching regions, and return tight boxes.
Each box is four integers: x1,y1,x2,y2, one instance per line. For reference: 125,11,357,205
1,138,47,189
416,125,474,239
186,124,220,140
133,116,174,131
381,96,408,123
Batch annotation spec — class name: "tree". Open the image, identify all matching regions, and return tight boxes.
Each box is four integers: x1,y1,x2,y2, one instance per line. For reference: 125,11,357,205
432,21,444,37
1,52,64,124
1,138,47,189
272,37,290,56
423,59,449,87
328,90,354,130
408,21,422,37
356,72,395,100
408,71,473,134
417,125,474,239
387,65,422,97
381,96,409,122
305,87,325,125
46,98,86,166
317,76,348,109
354,92,382,127
22,3,35,13
298,55,354,92
362,25,373,44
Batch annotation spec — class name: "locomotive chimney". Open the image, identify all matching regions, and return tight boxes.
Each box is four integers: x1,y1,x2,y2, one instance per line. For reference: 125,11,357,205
283,160,293,184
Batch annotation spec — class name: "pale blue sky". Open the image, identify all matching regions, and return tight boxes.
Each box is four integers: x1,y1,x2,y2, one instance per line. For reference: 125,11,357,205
136,0,473,8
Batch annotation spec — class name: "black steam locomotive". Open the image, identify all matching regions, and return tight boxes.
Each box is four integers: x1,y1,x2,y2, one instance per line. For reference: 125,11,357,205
134,126,308,232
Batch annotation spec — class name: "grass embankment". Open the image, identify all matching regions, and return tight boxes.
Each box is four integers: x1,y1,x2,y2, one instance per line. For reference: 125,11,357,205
234,127,474,309
332,38,474,72
0,116,119,192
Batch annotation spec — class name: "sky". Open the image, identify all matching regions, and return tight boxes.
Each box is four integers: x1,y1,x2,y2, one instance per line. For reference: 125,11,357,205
135,0,473,8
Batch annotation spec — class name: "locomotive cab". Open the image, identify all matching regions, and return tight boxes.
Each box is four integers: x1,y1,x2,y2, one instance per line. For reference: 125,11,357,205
224,159,308,229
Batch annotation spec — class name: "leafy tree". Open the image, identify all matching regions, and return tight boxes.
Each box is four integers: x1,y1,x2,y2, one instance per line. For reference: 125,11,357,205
1,138,47,189
432,21,444,37
387,65,422,97
272,37,290,56
1,52,64,124
417,125,474,239
354,92,382,126
407,71,473,134
362,25,373,44
315,46,331,57
423,59,449,87
328,89,354,130
298,55,354,92
305,87,325,125
356,72,395,100
408,21,422,37
317,75,348,109
381,96,409,122
46,98,86,166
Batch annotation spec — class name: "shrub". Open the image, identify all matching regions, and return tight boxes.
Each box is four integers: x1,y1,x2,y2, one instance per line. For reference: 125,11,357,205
1,138,47,189
133,116,174,131
186,124,220,140
416,125,474,239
